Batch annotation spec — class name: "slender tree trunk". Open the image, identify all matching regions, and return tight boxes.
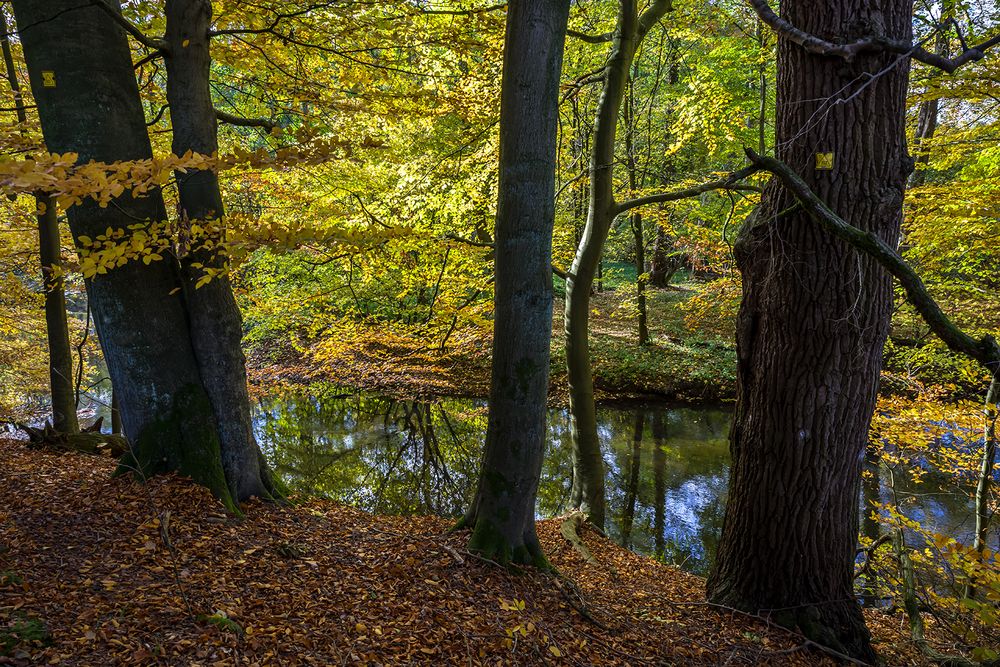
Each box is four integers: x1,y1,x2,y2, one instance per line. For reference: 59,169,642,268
973,374,998,556
567,0,671,528
908,1,951,188
458,0,569,565
1,10,78,434
163,0,275,501
623,76,649,345
706,1,913,660
652,411,666,559
14,0,238,512
620,411,644,547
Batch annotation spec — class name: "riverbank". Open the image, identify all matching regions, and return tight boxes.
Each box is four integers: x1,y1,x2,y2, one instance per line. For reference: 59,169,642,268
248,287,739,405
0,437,946,665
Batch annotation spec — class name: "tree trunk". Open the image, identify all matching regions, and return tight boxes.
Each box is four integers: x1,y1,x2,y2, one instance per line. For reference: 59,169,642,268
164,0,275,501
457,0,569,566
14,0,237,512
623,76,649,345
652,411,666,559
908,1,951,188
620,411,643,548
706,1,913,660
648,223,681,288
0,10,78,434
566,0,671,529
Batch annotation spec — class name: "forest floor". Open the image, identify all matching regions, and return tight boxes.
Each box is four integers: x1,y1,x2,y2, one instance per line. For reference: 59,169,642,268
0,438,954,666
249,285,738,405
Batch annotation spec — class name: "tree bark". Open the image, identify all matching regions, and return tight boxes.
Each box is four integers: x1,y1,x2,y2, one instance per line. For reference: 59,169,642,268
164,0,275,501
457,0,569,565
623,75,649,345
0,10,78,434
706,0,913,660
566,0,671,530
13,0,237,512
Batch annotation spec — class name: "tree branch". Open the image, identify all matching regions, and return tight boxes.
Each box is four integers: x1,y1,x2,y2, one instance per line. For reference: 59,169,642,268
214,108,276,130
637,0,672,40
749,0,1000,73
567,28,613,44
90,0,168,52
613,165,761,216
746,147,1000,371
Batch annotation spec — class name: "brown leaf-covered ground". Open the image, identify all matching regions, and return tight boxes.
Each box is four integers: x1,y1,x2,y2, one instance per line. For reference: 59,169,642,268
0,437,938,665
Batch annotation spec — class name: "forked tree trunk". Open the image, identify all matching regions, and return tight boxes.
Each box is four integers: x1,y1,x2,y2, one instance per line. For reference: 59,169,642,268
13,0,239,512
0,11,78,434
457,0,569,565
706,0,912,660
163,0,275,501
565,0,671,529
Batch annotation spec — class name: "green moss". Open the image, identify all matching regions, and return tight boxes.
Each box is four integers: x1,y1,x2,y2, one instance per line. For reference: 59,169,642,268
1,614,50,656
116,384,238,514
467,518,550,570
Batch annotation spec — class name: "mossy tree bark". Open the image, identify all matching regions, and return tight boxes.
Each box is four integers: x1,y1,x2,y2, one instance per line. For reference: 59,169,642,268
0,10,78,435
565,0,671,530
163,0,276,501
11,0,265,513
458,0,569,566
706,0,914,660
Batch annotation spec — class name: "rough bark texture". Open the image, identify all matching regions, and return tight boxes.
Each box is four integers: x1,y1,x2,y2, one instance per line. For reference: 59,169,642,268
13,0,236,512
164,0,275,501
0,11,78,434
458,0,569,566
706,0,913,661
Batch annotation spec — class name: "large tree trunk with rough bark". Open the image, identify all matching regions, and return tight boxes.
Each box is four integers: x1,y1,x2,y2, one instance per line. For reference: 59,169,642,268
1,10,78,435
457,0,569,566
706,0,912,661
163,0,275,501
13,0,245,512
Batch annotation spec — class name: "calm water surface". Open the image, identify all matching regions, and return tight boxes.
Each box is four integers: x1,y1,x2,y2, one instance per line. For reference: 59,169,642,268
253,385,978,576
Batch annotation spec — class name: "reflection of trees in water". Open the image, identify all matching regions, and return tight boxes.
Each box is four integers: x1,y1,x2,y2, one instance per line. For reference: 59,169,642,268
254,388,485,516
256,392,735,572
257,390,981,579
602,405,732,575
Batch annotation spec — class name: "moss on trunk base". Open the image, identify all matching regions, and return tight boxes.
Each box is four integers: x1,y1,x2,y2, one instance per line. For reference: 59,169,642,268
116,384,238,514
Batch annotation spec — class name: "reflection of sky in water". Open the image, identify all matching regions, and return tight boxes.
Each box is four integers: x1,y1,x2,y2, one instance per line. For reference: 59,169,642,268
252,387,978,577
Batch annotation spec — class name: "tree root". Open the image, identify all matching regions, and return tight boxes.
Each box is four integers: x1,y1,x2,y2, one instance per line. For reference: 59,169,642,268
16,419,128,458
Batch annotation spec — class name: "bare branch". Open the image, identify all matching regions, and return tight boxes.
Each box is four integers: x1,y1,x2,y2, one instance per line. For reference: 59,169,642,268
749,0,1000,73
613,165,761,216
90,0,168,52
567,28,613,44
214,108,276,130
413,3,506,16
746,147,1000,371
146,103,169,127
637,0,672,40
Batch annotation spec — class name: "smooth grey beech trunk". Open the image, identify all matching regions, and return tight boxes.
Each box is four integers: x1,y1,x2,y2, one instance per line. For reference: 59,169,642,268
12,0,254,512
163,0,276,501
457,0,569,565
0,10,78,434
706,0,913,660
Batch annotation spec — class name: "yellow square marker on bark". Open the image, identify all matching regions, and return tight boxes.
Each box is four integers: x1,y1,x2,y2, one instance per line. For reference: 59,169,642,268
815,152,834,170
41,71,56,87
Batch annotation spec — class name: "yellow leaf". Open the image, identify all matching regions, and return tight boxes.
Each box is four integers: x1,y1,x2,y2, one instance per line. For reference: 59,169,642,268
549,646,562,657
